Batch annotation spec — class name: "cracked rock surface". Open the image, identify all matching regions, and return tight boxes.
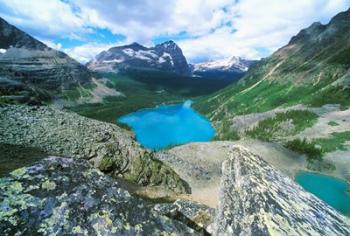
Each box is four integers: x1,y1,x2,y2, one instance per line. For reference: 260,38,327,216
214,146,350,235
0,156,198,235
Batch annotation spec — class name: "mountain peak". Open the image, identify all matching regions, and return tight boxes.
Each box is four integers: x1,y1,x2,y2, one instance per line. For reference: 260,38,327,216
88,40,190,76
193,56,255,73
155,40,180,50
0,17,47,50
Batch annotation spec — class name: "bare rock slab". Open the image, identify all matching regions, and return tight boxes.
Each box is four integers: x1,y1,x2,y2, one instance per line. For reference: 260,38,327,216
214,146,350,235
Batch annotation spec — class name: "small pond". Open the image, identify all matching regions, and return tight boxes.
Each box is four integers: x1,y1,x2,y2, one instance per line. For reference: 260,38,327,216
295,171,350,216
118,101,215,150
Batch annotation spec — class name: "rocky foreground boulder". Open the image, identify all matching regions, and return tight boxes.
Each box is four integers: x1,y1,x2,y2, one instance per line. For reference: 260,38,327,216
0,105,190,193
0,157,201,235
0,144,349,235
214,146,350,235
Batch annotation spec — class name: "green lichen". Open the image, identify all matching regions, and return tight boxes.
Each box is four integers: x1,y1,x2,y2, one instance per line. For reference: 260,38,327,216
124,223,131,230
0,178,43,227
90,211,115,235
38,202,71,235
135,224,143,233
11,181,24,193
10,167,27,178
41,179,56,191
72,225,83,234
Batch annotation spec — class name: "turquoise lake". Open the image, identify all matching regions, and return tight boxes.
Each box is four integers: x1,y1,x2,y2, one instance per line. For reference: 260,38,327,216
118,101,215,150
295,171,350,216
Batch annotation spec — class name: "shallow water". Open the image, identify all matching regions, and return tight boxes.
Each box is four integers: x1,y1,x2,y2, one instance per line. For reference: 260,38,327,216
295,171,350,216
118,101,215,150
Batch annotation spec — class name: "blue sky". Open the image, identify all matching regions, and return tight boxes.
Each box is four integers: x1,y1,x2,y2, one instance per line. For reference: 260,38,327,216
0,0,349,63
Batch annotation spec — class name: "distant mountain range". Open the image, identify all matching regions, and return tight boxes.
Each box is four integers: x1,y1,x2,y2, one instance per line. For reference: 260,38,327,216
191,56,256,80
87,41,191,76
0,17,91,104
88,41,255,80
0,16,255,104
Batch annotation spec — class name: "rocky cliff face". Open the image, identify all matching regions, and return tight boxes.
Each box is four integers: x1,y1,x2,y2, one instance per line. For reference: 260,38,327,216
0,157,199,235
0,17,91,104
214,146,350,235
0,105,190,193
87,41,191,76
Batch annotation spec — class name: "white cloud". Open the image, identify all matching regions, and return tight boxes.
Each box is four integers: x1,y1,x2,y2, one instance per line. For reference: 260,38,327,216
178,0,350,62
40,40,62,50
63,43,119,64
0,0,86,40
0,0,349,63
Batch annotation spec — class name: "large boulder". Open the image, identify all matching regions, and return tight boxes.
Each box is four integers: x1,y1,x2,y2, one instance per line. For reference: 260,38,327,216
0,156,198,235
214,146,350,235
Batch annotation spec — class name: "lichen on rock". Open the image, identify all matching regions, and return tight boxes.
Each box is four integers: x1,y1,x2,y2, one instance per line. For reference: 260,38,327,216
0,156,199,235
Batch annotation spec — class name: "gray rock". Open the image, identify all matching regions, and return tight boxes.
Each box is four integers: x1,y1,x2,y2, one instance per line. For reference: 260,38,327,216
0,105,190,194
154,199,215,234
214,146,350,235
0,156,199,235
0,17,91,104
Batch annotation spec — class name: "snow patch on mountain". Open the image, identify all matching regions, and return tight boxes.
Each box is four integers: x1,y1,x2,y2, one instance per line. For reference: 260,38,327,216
103,58,124,63
193,56,253,73
87,41,191,76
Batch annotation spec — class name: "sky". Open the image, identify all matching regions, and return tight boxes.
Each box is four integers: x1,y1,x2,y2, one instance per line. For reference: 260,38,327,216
0,0,349,64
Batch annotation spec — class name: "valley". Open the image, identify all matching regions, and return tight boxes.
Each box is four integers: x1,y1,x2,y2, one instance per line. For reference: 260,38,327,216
1,5,350,236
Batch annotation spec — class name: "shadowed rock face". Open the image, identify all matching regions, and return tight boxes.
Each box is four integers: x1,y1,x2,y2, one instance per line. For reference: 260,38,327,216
214,146,350,235
0,157,198,235
0,105,190,194
0,18,45,49
0,17,91,103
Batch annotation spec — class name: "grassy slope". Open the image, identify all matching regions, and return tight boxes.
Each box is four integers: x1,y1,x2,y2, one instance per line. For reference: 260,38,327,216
194,9,350,140
245,110,319,141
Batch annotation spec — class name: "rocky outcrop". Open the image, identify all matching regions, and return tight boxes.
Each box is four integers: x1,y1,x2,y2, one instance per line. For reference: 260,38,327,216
87,41,191,76
0,156,198,235
0,105,190,193
0,17,91,103
214,146,350,235
154,199,215,234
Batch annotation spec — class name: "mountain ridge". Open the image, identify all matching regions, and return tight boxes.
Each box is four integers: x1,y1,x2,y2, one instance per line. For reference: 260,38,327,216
87,40,191,76
191,56,256,80
194,8,350,132
0,17,92,104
